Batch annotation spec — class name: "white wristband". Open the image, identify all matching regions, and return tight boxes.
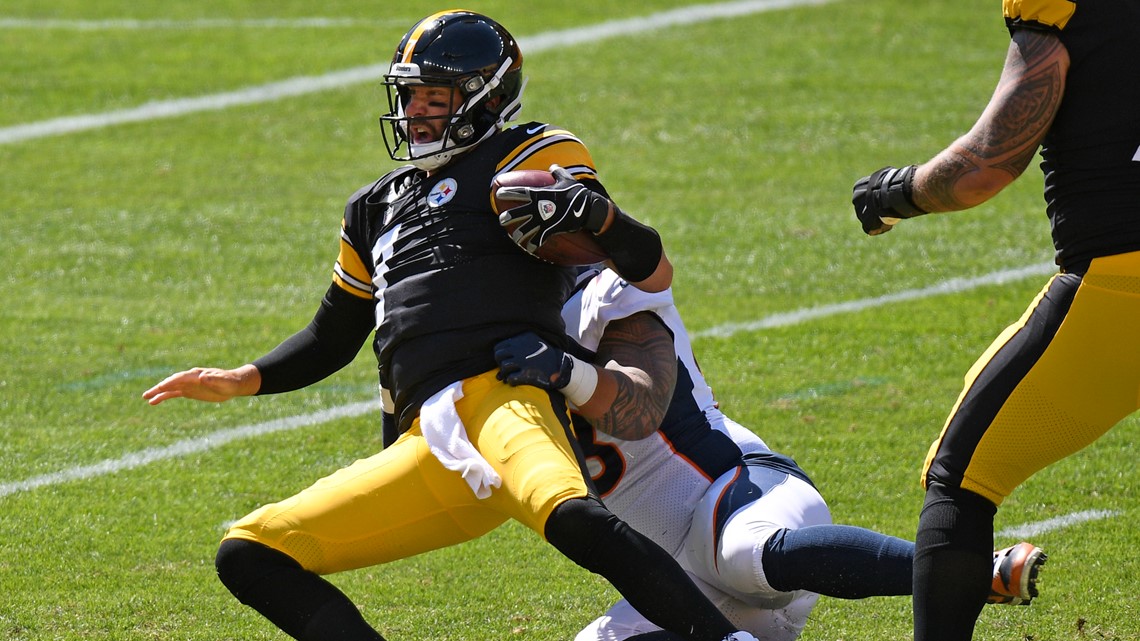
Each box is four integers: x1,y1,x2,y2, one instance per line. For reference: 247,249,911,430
561,355,599,406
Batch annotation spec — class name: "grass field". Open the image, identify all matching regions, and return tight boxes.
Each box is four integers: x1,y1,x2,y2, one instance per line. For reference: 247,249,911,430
3,0,1137,639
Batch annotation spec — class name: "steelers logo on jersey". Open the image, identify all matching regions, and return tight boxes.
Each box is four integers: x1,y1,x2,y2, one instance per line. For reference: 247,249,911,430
427,178,458,207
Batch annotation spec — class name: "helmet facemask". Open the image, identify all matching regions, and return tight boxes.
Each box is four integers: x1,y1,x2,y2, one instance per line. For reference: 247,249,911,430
379,11,526,172
381,58,525,171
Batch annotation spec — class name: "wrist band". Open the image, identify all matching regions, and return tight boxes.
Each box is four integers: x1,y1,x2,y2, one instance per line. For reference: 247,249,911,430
561,355,599,406
881,164,927,221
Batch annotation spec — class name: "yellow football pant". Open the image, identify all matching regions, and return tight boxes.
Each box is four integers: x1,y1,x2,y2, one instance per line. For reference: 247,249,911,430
223,370,590,574
923,250,1140,505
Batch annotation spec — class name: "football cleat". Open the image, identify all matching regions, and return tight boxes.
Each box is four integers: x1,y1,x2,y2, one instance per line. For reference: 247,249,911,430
722,633,761,641
988,542,1047,605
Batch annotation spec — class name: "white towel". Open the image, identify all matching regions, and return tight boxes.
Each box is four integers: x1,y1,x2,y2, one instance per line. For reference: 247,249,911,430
419,381,502,499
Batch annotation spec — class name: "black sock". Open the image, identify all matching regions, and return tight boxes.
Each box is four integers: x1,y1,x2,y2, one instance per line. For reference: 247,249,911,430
913,482,996,641
215,538,385,641
545,496,735,641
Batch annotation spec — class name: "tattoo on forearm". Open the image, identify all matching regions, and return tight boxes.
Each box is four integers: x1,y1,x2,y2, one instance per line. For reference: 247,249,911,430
590,312,676,441
923,32,1065,211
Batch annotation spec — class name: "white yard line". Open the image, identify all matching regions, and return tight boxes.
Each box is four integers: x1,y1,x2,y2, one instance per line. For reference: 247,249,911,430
0,400,381,498
0,0,834,146
0,64,394,145
997,509,1122,539
0,17,393,29
694,262,1058,339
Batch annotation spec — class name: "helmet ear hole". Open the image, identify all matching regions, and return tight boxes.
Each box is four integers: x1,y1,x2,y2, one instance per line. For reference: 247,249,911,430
462,76,485,94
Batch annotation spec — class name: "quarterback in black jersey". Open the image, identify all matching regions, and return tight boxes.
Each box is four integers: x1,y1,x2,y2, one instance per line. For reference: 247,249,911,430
144,10,759,641
851,1,1140,640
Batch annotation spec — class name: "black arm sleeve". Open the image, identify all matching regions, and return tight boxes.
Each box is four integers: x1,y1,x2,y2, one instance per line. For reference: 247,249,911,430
577,177,664,283
253,284,375,395
593,207,664,283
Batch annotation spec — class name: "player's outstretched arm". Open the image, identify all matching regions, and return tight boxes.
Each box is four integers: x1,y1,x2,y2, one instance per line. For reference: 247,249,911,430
142,284,374,406
142,364,261,405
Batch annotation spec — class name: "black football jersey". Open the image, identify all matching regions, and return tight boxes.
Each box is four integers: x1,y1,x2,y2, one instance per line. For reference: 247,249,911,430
1005,0,1140,268
333,122,600,431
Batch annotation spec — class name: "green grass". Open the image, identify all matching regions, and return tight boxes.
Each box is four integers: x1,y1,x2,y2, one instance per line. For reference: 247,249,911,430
2,0,1136,639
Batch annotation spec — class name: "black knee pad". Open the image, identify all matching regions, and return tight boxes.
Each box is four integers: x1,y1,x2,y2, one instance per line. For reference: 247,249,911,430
215,538,302,597
924,481,996,511
543,496,622,570
920,482,997,555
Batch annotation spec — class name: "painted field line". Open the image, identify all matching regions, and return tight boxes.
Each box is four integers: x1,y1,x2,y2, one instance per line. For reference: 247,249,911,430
0,0,834,146
997,509,1122,539
0,18,395,30
0,400,381,499
694,261,1058,339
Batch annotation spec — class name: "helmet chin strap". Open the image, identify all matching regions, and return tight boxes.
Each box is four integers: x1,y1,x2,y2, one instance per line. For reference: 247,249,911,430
409,150,455,172
409,124,499,171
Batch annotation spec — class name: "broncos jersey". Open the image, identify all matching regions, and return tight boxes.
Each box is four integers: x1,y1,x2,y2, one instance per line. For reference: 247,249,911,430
564,267,795,556
332,122,600,432
1003,0,1140,269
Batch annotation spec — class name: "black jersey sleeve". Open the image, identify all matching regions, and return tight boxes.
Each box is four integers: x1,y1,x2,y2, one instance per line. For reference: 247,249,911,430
253,284,375,395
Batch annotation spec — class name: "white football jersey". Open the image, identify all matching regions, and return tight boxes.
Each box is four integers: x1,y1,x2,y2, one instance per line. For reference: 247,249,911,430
562,268,771,556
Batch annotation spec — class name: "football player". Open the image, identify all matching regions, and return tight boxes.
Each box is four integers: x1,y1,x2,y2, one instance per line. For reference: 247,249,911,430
492,266,1045,640
144,10,758,641
851,1,1139,639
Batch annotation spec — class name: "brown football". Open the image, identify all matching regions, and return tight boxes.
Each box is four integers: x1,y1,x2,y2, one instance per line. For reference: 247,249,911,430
492,169,610,266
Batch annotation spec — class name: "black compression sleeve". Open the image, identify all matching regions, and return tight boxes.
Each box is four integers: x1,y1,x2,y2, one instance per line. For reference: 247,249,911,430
253,284,374,395
592,207,664,283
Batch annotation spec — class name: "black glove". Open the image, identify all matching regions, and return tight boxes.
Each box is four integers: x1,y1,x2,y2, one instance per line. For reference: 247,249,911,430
852,164,926,236
496,165,611,253
493,331,573,391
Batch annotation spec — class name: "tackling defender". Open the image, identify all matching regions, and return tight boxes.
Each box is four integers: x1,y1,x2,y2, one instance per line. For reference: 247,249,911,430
492,266,1046,640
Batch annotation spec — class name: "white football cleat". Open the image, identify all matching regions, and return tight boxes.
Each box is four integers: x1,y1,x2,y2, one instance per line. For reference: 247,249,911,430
722,632,761,641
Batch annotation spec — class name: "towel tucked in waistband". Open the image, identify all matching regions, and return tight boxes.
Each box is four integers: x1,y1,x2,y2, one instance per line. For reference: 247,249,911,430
419,381,502,499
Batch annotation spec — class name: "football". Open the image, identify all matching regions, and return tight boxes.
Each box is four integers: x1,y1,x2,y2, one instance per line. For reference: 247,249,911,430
492,169,610,266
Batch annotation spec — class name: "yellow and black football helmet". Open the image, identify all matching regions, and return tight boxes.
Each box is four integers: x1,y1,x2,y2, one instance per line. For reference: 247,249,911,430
381,10,526,171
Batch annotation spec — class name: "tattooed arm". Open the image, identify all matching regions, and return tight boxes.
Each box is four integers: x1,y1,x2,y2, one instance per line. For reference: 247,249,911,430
912,28,1069,212
574,310,677,441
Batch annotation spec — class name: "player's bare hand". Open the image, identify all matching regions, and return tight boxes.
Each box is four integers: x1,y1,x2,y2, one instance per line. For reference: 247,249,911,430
142,364,261,405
